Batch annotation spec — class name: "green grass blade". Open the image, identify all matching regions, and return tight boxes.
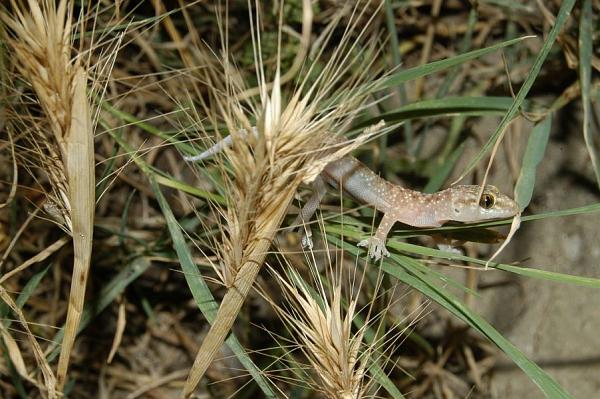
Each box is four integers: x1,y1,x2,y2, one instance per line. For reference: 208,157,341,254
579,0,600,188
384,0,413,152
154,174,226,205
151,178,220,320
370,363,406,399
383,95,517,119
457,0,576,180
382,255,574,399
384,0,403,94
15,265,50,308
104,125,226,204
436,7,477,98
102,102,193,152
150,178,276,397
0,265,51,324
519,202,600,222
439,114,467,162
514,114,552,211
375,36,530,91
327,238,574,398
424,143,465,193
358,96,519,129
387,241,600,289
325,224,600,289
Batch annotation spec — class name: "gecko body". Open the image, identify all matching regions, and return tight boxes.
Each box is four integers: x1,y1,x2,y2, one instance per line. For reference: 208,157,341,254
186,131,520,259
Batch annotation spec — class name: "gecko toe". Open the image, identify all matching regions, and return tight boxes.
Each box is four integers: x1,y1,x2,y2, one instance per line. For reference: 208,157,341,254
358,237,390,260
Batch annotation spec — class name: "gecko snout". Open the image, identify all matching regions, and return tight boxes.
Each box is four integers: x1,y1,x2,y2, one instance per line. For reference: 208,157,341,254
489,192,520,219
449,185,520,222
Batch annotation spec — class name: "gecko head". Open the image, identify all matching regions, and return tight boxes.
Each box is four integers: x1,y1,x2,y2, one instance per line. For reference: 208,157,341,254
448,185,519,223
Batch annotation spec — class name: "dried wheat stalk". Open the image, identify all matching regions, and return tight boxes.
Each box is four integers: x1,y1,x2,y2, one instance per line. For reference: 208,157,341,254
1,0,94,393
182,1,388,396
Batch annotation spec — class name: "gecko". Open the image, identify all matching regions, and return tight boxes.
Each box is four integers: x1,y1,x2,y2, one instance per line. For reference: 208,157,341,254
185,129,520,260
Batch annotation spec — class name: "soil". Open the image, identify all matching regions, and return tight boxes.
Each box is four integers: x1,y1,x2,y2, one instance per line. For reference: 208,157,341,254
468,111,600,398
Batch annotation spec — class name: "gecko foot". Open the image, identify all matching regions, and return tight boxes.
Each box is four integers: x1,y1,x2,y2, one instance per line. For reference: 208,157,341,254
436,243,464,255
357,237,390,260
300,228,314,250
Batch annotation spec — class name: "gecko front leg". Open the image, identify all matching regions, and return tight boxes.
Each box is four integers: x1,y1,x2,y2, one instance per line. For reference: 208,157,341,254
293,175,328,249
358,212,395,260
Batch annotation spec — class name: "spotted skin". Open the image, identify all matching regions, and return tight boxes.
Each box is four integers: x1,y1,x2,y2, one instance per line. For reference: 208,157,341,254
300,156,520,260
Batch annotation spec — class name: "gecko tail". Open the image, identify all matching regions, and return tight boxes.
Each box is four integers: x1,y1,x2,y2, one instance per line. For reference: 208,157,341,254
183,127,259,162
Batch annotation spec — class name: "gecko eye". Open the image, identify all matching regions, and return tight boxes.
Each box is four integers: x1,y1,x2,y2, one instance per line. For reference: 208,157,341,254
479,193,495,209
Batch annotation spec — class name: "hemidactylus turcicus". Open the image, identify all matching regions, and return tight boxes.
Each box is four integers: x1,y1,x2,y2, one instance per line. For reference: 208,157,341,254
185,130,520,260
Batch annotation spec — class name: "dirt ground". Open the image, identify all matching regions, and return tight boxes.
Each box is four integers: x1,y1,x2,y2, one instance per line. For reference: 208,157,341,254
467,111,600,398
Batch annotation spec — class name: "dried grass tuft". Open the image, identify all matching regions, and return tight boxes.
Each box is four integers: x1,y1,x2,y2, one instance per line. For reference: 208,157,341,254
1,0,94,393
182,1,390,396
269,265,370,399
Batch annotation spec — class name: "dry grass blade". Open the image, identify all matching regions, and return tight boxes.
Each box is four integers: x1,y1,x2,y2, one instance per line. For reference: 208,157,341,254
0,286,56,398
1,0,94,392
0,324,30,381
182,1,388,396
56,65,95,391
0,236,70,285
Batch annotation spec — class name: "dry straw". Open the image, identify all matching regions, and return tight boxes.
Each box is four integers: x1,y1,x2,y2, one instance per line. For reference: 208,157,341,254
182,1,389,396
1,0,94,394
268,264,371,399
